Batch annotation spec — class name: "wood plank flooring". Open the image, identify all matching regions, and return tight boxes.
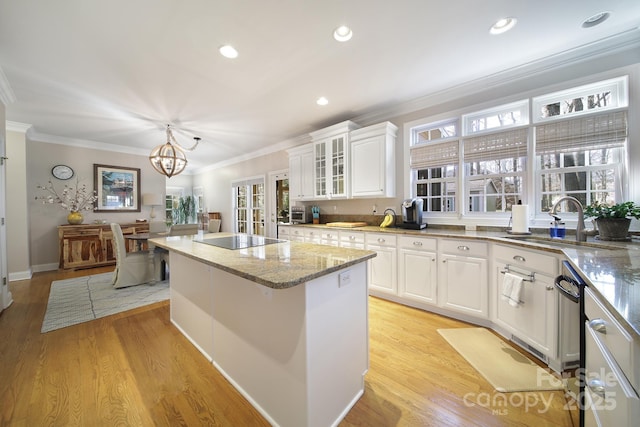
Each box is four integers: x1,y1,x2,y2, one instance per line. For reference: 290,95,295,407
0,268,577,426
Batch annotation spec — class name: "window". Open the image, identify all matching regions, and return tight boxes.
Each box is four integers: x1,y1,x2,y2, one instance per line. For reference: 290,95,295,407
464,128,528,213
410,120,459,213
233,177,265,235
407,76,629,222
165,187,184,224
536,111,627,213
533,76,628,123
463,100,528,135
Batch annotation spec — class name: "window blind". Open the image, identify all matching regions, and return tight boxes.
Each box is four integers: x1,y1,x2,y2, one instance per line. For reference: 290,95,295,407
463,128,528,163
410,140,459,169
535,110,627,155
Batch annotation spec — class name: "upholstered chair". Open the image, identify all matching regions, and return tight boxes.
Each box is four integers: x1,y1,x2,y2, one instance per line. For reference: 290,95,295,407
168,224,199,236
110,223,155,288
208,219,221,233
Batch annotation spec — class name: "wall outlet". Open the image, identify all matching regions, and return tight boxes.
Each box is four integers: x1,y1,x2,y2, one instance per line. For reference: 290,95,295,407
339,270,351,287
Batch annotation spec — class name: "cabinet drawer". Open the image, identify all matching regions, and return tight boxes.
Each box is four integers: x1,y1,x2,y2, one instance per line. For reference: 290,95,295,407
339,230,365,244
366,233,397,248
398,235,437,251
440,239,487,258
289,227,305,239
493,244,558,275
585,287,634,385
585,325,639,426
278,226,290,237
319,230,339,243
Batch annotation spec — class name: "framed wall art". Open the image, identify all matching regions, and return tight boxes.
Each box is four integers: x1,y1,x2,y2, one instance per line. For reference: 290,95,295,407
94,164,141,212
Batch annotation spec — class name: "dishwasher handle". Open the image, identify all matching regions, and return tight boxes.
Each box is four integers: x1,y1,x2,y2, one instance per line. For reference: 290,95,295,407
554,274,580,303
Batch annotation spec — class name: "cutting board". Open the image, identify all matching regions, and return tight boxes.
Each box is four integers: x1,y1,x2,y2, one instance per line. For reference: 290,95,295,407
325,222,368,228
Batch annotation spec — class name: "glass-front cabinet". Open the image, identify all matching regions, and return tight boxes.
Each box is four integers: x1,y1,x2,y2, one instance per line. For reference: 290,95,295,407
310,120,360,200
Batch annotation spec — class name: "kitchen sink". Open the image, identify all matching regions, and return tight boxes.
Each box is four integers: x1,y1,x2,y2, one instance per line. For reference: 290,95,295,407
502,235,625,250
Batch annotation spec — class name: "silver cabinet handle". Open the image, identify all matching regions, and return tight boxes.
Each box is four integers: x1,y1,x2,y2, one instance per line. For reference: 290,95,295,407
349,235,356,240
513,255,526,262
413,241,423,246
589,318,607,334
546,286,554,291
457,245,469,251
587,379,606,399
377,238,385,243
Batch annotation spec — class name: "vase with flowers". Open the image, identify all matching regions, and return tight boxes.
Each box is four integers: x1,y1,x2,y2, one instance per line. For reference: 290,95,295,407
583,200,640,241
35,178,98,224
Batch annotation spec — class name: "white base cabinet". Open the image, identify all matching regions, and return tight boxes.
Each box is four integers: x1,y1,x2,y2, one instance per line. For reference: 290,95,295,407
366,233,397,295
438,239,488,319
398,235,437,305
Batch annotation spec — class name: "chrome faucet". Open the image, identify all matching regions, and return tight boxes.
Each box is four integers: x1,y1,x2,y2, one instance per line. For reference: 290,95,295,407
550,196,587,242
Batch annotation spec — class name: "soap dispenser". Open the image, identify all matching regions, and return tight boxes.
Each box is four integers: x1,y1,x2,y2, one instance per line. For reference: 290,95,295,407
550,219,566,239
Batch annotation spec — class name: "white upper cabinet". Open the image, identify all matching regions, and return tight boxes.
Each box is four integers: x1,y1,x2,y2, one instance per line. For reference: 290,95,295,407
310,121,360,200
350,122,397,198
287,144,314,201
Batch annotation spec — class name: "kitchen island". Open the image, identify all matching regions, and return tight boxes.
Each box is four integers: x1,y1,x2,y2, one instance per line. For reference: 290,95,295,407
149,233,376,427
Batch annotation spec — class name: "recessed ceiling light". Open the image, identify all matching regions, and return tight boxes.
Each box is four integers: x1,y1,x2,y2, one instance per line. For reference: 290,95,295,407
582,11,611,28
489,17,517,35
333,25,353,42
316,97,329,106
219,45,238,59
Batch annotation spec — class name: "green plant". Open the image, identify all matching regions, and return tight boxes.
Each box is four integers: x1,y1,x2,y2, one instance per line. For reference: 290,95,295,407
172,196,196,224
583,201,640,220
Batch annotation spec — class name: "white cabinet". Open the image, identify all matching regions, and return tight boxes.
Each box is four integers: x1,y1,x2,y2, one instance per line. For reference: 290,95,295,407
303,228,321,244
350,122,397,198
584,287,639,427
319,229,340,247
339,230,365,249
287,226,305,242
492,245,560,363
398,235,437,305
438,239,488,319
366,233,397,296
287,144,314,201
310,121,360,200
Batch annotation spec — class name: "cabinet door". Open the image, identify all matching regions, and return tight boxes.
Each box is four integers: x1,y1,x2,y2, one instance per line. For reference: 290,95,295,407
398,247,437,304
289,148,314,201
366,234,397,295
493,261,558,357
314,134,349,199
439,253,488,318
368,245,397,295
61,229,104,269
351,135,386,197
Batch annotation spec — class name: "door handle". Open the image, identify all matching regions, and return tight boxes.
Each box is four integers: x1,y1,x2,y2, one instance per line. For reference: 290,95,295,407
587,379,606,399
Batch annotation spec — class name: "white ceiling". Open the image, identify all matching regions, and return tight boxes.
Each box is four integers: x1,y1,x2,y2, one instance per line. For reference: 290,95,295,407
1,0,639,173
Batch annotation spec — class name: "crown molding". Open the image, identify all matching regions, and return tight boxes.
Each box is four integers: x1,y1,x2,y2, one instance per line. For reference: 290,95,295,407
27,128,150,157
0,66,16,106
6,120,31,133
353,27,640,126
193,133,311,174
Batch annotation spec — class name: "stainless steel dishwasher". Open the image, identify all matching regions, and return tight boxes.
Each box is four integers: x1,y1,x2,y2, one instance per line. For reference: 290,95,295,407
555,260,587,427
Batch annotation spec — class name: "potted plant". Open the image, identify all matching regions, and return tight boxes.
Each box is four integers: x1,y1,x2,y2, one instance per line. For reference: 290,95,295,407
583,200,640,241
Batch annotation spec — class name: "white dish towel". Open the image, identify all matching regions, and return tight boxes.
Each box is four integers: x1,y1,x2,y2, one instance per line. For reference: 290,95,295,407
501,272,523,308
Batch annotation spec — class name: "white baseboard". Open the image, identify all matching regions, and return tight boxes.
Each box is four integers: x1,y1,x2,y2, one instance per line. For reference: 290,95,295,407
31,263,59,274
8,269,33,282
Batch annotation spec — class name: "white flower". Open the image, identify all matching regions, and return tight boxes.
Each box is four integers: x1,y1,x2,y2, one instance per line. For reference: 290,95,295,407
35,179,98,212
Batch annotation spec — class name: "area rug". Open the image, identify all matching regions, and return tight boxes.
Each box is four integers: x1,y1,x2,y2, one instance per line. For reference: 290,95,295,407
41,272,169,333
437,327,565,392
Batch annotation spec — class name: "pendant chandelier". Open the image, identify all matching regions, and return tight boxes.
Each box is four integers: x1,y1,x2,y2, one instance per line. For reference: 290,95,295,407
149,124,201,178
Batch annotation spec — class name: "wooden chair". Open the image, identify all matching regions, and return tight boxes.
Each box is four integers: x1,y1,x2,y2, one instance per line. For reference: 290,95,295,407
110,223,155,288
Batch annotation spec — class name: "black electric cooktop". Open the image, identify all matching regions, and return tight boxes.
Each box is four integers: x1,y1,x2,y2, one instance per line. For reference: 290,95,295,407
196,235,283,250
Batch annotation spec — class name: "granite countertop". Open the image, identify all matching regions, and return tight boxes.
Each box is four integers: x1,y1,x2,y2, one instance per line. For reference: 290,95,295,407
149,232,376,290
281,223,640,339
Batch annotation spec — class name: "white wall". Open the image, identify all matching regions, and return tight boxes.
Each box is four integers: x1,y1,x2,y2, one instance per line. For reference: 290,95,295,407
5,126,30,280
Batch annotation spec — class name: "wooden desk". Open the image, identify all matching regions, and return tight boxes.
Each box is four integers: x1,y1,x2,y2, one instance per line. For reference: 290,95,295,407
58,222,149,270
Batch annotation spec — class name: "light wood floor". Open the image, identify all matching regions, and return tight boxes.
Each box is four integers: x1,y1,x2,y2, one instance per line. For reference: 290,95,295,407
0,268,577,426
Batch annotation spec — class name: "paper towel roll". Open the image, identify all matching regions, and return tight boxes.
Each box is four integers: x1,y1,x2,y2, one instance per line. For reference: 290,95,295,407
511,205,529,233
